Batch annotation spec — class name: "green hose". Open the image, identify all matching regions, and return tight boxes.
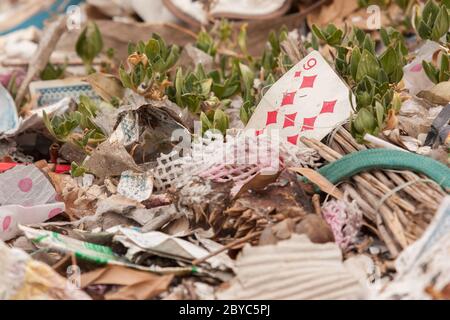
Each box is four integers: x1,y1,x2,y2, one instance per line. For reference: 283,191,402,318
308,149,450,190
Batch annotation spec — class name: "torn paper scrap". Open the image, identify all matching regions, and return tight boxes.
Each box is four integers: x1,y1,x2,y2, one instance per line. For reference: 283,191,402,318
109,112,140,147
0,165,65,241
116,227,231,269
0,164,57,206
1,203,65,241
0,83,19,135
117,170,153,202
116,227,210,262
245,50,353,144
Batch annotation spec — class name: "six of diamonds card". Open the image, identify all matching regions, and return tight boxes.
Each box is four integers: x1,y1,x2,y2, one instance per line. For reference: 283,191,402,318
246,50,354,145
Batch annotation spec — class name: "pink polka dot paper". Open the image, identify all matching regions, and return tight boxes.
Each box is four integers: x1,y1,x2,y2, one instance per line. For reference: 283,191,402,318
0,165,65,241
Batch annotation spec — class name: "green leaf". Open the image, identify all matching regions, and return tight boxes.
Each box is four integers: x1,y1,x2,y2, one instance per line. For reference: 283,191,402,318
356,91,373,109
200,112,212,135
440,53,450,82
417,20,432,40
164,45,180,71
423,61,439,84
431,6,449,41
362,34,376,55
353,27,366,46
240,100,254,125
422,0,439,23
136,41,145,54
196,30,216,56
350,48,362,80
41,63,65,80
238,24,248,55
380,47,397,75
76,22,104,68
326,29,344,46
389,64,404,83
79,95,97,117
128,42,136,55
311,33,319,50
198,78,213,96
239,63,255,91
70,162,87,178
375,102,385,129
145,39,161,60
268,30,281,56
175,68,184,107
213,109,229,135
240,105,249,125
43,111,56,138
380,47,404,83
311,25,327,42
356,50,380,82
119,65,132,89
353,108,377,135
380,28,390,46
392,93,402,113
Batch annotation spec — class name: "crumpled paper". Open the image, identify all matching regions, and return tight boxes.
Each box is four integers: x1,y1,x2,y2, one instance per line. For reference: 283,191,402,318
0,92,72,139
0,240,90,300
0,165,65,241
20,225,194,275
115,227,234,269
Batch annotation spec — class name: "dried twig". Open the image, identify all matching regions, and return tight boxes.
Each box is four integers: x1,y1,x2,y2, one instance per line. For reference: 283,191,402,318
15,16,67,107
192,232,261,266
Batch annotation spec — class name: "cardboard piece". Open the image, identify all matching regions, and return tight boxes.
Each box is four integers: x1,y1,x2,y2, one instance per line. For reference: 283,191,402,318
81,265,173,300
217,234,367,300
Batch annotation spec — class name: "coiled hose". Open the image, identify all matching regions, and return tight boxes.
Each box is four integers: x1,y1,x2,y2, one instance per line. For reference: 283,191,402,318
309,149,450,190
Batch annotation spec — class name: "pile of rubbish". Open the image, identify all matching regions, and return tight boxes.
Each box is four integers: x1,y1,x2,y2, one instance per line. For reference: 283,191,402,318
0,0,449,300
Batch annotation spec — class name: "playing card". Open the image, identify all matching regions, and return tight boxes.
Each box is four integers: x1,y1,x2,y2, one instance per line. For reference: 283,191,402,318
29,78,100,107
246,51,353,145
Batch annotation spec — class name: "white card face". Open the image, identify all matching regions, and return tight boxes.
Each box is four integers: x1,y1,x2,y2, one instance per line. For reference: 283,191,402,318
246,51,353,145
